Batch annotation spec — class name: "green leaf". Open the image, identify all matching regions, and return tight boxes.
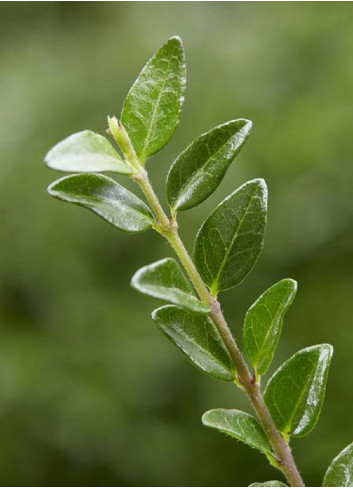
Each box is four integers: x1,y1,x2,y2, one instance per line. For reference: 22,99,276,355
264,344,333,438
131,258,210,313
151,305,234,381
249,481,287,487
202,409,273,458
45,130,132,174
47,173,153,233
167,119,252,212
244,279,297,375
194,179,267,295
323,442,353,487
121,36,186,162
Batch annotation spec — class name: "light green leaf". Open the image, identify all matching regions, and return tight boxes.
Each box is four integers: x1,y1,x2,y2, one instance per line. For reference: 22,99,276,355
323,442,353,487
131,258,210,313
167,119,252,212
202,409,273,458
249,481,287,487
194,179,267,295
45,130,132,174
47,173,153,233
244,279,297,375
264,344,333,438
151,305,234,381
121,36,186,162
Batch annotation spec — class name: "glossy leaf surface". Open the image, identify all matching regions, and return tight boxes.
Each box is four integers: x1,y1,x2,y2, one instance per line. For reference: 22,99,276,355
194,179,267,294
244,279,297,375
249,481,287,487
151,305,234,381
167,119,252,212
323,442,353,487
45,130,131,174
121,36,186,162
48,173,153,233
264,344,333,438
202,409,272,457
131,258,210,313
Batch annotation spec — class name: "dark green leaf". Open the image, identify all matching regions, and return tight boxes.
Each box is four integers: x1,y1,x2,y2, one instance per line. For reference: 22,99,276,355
244,279,297,375
323,442,353,487
167,119,252,212
194,179,267,295
47,173,153,233
121,36,186,162
131,258,210,313
264,344,333,438
249,481,287,487
151,305,234,381
202,409,273,457
45,130,131,174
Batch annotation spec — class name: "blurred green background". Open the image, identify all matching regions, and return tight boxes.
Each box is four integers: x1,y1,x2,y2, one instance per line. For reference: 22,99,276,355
1,2,353,486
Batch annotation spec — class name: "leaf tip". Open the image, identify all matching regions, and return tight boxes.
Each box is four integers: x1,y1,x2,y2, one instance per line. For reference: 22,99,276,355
201,409,213,426
281,278,298,293
151,304,169,322
46,177,63,198
168,35,184,47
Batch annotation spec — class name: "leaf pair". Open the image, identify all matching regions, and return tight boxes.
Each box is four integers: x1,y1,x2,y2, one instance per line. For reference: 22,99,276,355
45,37,185,230
45,38,252,242
131,258,233,382
122,36,252,209
203,344,333,463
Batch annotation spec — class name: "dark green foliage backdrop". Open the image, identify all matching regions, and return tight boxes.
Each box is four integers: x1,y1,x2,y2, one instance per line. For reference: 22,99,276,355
0,2,352,486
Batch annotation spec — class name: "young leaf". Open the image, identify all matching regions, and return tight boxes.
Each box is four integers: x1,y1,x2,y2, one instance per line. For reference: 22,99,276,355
167,119,252,213
202,409,273,458
249,481,287,487
121,36,186,162
131,258,210,313
264,344,333,438
45,130,132,174
244,279,297,375
323,442,353,487
151,305,234,381
194,179,267,295
48,173,153,233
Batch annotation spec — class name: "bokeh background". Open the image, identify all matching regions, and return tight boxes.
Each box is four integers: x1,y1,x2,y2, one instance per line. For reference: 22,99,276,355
1,2,353,486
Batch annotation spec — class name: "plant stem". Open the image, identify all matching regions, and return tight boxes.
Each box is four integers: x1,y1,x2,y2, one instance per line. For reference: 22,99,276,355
137,171,304,487
113,124,305,487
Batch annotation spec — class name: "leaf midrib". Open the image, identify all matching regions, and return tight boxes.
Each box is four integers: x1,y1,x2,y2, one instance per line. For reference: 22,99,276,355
283,360,317,435
140,55,173,161
163,313,232,374
212,190,257,292
173,128,239,210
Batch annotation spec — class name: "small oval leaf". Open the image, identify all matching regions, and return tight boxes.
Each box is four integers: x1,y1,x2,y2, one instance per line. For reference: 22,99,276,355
323,442,353,487
202,409,273,457
264,344,333,438
45,130,132,174
249,481,287,487
167,119,252,212
244,279,297,375
47,173,153,233
131,258,210,313
194,179,267,295
151,305,234,381
121,36,186,162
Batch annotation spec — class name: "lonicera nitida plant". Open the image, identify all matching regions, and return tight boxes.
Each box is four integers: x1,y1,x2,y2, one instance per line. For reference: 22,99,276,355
45,37,353,487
